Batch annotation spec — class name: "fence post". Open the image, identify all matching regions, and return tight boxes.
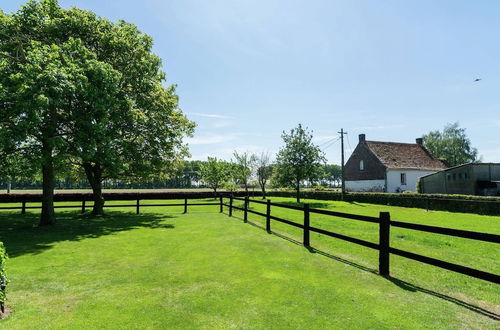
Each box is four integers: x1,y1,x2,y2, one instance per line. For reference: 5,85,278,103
244,196,248,223
219,195,223,213
81,200,86,214
229,196,233,217
379,212,391,276
184,198,188,214
136,199,140,215
21,201,26,214
303,203,310,246
266,199,271,232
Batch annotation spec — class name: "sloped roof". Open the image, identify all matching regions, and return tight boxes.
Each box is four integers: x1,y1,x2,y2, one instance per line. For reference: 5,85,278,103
365,141,448,170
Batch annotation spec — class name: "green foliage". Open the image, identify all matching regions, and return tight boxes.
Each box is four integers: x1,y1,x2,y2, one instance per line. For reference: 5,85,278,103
273,124,326,201
199,157,229,194
0,242,7,304
267,190,500,215
232,151,256,192
222,181,239,193
321,164,341,187
422,122,480,167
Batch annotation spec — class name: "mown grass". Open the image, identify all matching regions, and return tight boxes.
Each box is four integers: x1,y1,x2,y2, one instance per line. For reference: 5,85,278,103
0,198,498,329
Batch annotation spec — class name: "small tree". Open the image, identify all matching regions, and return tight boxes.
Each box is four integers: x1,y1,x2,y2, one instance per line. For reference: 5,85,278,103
199,157,229,197
256,152,273,199
422,122,480,167
322,164,342,187
232,151,256,196
274,124,326,203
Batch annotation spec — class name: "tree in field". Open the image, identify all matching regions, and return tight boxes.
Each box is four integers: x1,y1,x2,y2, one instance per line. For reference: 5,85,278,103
255,152,273,199
200,157,229,197
273,124,326,203
232,151,256,196
321,164,342,187
422,122,480,167
0,0,194,220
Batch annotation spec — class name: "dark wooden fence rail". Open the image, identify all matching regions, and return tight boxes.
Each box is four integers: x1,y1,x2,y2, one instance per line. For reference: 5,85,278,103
223,196,500,284
0,194,233,214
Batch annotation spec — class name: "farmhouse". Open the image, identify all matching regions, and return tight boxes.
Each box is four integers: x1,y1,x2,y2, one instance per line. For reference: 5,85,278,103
345,134,447,192
419,163,500,196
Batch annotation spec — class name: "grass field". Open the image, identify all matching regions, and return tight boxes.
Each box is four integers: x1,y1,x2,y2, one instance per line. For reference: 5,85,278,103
0,198,498,329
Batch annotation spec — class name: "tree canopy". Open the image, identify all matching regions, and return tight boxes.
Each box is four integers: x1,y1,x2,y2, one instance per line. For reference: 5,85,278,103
422,122,480,167
273,124,326,202
0,0,194,222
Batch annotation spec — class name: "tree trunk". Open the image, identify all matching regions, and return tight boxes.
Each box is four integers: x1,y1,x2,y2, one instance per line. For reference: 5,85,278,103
261,184,266,199
84,163,105,216
296,180,301,204
39,142,56,226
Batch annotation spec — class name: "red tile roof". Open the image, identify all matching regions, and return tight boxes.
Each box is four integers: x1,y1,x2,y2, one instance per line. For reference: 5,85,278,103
365,141,448,170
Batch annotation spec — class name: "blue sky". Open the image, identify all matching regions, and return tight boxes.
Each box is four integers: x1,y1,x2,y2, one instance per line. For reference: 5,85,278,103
3,0,500,163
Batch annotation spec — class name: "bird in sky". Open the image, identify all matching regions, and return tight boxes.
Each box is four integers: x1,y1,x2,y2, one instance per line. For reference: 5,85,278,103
474,78,482,82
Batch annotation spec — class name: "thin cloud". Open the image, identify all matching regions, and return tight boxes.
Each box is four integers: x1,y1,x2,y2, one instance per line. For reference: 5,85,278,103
186,134,235,145
190,112,232,119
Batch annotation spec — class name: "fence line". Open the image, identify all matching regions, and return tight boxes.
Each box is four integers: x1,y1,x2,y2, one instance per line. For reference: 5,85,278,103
225,195,500,284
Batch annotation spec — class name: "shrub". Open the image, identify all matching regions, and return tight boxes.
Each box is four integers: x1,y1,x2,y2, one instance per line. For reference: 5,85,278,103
267,191,500,215
0,242,7,305
313,185,327,191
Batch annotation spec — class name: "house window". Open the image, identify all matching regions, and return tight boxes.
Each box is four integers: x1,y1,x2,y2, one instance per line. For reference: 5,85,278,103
359,160,365,171
447,174,451,181
400,173,407,185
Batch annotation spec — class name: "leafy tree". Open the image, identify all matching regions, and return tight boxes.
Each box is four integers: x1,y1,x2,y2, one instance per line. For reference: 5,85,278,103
232,151,256,195
422,122,480,167
255,152,273,199
199,157,229,197
0,1,194,220
274,124,326,202
321,164,342,187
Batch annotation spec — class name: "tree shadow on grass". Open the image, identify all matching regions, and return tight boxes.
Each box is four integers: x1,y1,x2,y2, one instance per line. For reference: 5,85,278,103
227,212,499,321
0,211,175,258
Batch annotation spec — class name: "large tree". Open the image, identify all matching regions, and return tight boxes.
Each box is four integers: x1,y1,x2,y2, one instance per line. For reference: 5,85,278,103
422,122,480,167
321,164,342,187
273,124,326,203
0,0,194,220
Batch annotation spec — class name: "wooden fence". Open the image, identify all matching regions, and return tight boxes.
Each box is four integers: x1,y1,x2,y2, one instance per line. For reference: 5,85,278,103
1,193,498,284
224,196,500,284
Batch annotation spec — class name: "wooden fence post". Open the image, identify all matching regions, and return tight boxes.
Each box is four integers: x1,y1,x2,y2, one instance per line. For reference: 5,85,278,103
244,196,248,223
379,212,391,276
219,195,223,213
81,200,86,214
266,199,271,232
184,198,188,214
303,203,310,246
21,201,26,214
229,196,233,217
136,199,140,215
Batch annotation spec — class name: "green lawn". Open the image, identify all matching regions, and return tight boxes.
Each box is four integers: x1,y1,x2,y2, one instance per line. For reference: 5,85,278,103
0,198,498,329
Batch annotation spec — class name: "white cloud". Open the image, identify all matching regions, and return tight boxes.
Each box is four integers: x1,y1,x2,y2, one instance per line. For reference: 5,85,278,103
186,134,235,145
190,112,232,119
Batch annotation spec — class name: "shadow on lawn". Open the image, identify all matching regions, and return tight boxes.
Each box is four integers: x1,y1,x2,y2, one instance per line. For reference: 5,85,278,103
0,211,175,258
233,214,499,321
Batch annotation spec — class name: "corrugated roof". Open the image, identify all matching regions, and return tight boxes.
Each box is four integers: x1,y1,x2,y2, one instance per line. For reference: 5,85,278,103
365,141,448,170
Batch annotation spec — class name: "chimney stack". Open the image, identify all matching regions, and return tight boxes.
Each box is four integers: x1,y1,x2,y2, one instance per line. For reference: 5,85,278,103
416,138,423,145
359,134,366,143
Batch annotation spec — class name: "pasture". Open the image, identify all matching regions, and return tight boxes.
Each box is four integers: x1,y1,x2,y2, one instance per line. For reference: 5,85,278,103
0,198,498,329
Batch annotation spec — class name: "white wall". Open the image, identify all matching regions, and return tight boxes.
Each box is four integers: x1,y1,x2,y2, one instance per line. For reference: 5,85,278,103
386,169,437,193
346,180,385,192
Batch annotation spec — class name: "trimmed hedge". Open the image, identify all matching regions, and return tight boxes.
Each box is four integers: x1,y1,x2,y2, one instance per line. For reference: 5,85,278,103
267,190,500,215
0,190,262,203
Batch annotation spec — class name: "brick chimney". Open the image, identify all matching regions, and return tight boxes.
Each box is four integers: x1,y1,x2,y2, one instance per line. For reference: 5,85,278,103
416,138,423,145
359,134,366,143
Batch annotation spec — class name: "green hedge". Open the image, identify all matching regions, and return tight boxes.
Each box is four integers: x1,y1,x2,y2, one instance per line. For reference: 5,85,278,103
267,190,500,215
0,242,6,305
